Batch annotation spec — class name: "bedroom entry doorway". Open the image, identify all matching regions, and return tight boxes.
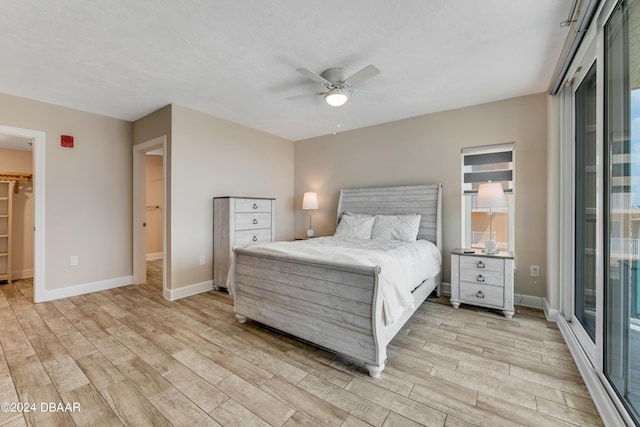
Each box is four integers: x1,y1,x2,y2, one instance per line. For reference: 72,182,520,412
133,136,167,297
0,125,45,303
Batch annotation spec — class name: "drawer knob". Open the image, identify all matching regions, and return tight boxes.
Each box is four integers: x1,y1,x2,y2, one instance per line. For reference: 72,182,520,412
252,218,258,224
476,291,485,299
252,203,258,209
252,236,258,242
476,261,485,269
476,274,485,283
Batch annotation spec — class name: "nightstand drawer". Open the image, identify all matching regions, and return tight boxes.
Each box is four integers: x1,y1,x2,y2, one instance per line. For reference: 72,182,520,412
459,282,504,307
459,269,504,287
235,228,272,247
460,256,503,273
235,199,272,213
235,213,272,230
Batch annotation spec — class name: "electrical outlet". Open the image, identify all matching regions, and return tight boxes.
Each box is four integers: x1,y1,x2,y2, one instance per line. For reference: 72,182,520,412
70,256,79,266
530,265,539,277
199,255,205,265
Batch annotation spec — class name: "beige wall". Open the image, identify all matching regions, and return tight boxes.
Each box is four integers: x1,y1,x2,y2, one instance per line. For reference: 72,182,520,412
145,155,163,257
0,148,33,278
294,93,548,297
133,105,172,289
154,105,295,290
0,92,133,291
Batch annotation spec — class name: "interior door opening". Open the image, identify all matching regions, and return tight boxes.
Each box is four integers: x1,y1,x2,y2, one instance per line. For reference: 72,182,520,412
133,136,167,297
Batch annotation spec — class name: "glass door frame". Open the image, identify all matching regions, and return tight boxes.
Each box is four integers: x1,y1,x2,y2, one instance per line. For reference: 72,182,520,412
559,1,640,424
564,24,603,368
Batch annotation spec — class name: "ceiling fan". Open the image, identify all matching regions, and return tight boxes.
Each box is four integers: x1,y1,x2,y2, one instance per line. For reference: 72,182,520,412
286,64,381,107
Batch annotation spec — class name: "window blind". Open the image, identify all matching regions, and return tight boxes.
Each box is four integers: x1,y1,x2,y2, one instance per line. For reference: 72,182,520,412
462,143,515,195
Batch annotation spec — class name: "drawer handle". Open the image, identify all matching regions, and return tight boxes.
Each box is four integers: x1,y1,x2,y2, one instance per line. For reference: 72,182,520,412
476,291,485,299
476,275,485,283
252,218,258,224
252,236,258,242
252,203,258,209
476,261,485,269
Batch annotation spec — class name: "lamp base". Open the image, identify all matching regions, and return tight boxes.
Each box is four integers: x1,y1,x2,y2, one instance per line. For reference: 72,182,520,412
483,239,499,254
306,229,314,237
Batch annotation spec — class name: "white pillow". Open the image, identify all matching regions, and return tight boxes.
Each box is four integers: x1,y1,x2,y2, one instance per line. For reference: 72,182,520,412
334,214,375,239
371,214,421,242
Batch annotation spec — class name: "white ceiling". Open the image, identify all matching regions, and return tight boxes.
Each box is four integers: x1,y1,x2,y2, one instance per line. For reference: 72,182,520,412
0,134,32,151
0,1,572,141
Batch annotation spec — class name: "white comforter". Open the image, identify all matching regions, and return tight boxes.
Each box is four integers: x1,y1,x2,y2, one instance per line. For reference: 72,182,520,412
228,237,441,325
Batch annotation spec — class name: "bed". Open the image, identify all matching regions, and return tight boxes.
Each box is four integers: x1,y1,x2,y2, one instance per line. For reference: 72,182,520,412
229,184,442,377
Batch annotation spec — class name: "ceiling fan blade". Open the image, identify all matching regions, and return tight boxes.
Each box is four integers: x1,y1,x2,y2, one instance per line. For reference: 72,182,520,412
296,68,332,85
344,64,381,86
286,92,324,101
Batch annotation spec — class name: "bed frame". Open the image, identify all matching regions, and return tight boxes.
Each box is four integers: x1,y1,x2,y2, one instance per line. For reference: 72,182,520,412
232,184,442,377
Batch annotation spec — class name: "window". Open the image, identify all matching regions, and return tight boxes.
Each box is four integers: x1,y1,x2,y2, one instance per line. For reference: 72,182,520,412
461,143,515,251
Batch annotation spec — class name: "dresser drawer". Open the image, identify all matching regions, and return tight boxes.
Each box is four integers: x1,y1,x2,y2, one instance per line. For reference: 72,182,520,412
459,282,504,307
235,213,271,231
459,268,504,287
235,228,272,247
460,256,503,273
235,199,272,213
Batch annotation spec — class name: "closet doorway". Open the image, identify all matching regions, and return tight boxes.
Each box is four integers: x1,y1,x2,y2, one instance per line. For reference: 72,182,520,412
133,136,167,297
0,125,44,303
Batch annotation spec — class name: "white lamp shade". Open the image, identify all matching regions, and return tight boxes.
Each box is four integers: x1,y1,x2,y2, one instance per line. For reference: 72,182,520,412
302,192,319,210
476,182,506,208
324,89,349,107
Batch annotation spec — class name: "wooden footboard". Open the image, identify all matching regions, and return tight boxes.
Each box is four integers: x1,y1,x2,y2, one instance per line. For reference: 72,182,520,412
233,248,388,376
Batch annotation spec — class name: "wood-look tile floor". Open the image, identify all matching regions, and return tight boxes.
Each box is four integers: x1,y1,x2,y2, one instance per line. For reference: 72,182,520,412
0,262,603,426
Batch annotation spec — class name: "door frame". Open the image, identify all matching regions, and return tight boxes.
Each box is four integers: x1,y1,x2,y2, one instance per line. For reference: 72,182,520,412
565,29,601,365
133,136,168,296
0,125,45,302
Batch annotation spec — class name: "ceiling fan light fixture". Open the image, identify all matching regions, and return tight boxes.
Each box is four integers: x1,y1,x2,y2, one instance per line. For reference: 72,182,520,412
324,89,349,107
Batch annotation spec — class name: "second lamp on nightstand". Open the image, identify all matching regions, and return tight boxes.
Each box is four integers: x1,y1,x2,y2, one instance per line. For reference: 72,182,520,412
450,248,515,318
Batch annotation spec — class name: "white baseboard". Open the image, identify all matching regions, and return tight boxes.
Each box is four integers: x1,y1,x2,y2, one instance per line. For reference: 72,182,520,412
146,253,163,261
542,298,560,322
12,269,34,280
36,275,134,303
514,293,544,310
165,280,214,301
441,282,451,295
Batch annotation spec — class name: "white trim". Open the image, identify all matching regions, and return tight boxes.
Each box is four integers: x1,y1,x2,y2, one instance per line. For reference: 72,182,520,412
543,298,560,322
165,280,214,301
0,125,45,303
38,275,134,302
441,282,451,295
513,293,543,310
461,142,516,154
133,136,168,298
145,253,163,261
556,315,631,426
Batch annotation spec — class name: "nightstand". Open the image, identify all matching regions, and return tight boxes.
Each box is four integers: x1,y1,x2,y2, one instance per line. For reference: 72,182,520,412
450,248,515,318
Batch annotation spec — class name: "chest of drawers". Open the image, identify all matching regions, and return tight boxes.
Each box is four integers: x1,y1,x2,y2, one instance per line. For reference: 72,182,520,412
450,249,515,318
213,197,275,289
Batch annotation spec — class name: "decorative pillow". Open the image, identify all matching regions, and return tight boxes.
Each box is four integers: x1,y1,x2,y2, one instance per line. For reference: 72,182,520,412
334,214,375,239
371,214,422,242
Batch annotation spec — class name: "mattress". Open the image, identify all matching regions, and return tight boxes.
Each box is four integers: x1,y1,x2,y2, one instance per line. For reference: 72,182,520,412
232,236,441,325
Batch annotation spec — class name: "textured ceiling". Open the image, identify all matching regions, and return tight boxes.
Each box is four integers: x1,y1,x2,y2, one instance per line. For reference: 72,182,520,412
0,1,571,141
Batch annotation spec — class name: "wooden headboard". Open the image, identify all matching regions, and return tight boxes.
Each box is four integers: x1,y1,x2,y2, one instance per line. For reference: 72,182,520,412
336,184,443,251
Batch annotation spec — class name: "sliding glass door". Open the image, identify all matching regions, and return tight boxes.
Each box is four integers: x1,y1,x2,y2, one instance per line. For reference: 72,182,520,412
605,0,640,421
574,58,599,356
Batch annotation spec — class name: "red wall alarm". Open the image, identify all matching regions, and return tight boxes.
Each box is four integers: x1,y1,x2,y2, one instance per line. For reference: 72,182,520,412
61,135,74,148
